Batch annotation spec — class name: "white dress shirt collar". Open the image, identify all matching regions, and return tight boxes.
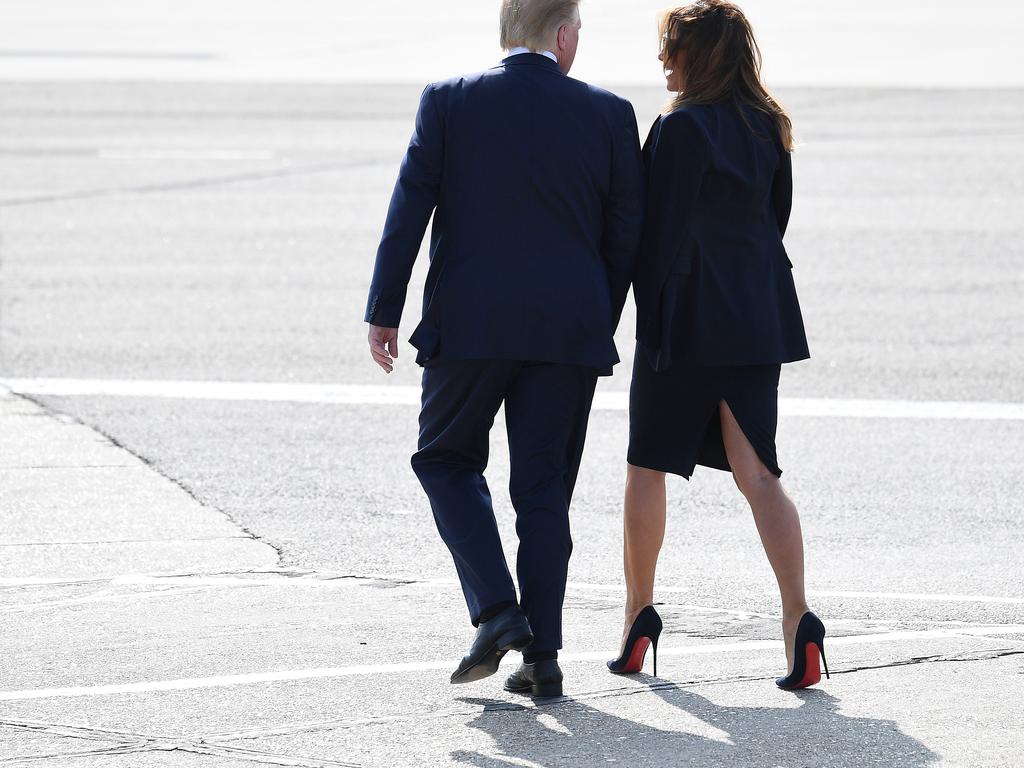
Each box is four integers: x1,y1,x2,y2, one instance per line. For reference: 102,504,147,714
507,47,558,64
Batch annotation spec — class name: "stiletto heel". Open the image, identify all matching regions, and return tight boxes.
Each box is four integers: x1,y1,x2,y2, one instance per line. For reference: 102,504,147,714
775,611,828,690
817,641,830,679
608,605,663,676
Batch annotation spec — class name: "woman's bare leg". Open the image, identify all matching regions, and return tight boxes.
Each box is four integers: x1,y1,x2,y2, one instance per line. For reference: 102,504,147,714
719,401,809,673
621,463,667,650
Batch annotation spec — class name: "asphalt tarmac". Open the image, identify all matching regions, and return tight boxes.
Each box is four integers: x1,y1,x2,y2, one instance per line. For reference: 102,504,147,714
1,82,1023,767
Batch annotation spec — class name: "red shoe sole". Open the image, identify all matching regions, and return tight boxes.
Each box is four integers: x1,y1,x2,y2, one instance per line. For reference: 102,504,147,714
619,637,651,674
781,642,822,690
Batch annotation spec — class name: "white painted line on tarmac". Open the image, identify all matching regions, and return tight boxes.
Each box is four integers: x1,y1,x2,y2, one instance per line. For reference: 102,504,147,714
2,379,422,406
98,149,276,161
4,378,1024,421
2,624,1022,701
810,589,1024,605
0,576,110,587
0,661,447,702
777,397,1024,421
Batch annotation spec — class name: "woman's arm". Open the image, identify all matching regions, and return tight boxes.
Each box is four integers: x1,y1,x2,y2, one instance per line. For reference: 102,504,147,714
771,148,793,239
640,110,711,278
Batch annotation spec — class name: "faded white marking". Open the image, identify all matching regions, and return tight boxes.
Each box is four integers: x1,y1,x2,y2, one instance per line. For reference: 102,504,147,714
2,625,1022,701
98,149,276,161
810,589,1024,606
4,379,1024,421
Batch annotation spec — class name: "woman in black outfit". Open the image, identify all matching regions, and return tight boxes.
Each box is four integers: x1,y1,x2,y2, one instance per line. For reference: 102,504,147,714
608,0,828,690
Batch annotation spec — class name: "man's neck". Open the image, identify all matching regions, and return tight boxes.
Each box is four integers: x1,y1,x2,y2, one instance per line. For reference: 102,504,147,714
507,47,558,64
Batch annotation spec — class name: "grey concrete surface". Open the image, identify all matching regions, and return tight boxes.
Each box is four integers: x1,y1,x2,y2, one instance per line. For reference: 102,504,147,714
1,426,1023,768
0,394,277,581
2,84,1023,399
22,398,1024,610
1,82,1023,767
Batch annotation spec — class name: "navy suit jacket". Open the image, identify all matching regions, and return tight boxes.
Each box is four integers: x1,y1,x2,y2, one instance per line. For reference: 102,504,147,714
633,101,810,371
364,53,644,375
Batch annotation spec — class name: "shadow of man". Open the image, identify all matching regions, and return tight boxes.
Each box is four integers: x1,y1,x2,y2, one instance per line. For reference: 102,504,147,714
451,680,938,768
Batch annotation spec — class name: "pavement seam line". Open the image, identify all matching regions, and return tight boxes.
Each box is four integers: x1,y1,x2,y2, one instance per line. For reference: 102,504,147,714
10,392,287,569
0,718,359,768
4,567,1023,608
7,648,1016,761
4,626,1024,701
826,647,1024,676
0,157,391,208
0,536,252,548
196,648,1024,737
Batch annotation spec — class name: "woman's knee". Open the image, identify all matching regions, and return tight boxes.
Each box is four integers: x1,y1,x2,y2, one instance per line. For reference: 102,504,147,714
732,465,781,501
626,463,666,487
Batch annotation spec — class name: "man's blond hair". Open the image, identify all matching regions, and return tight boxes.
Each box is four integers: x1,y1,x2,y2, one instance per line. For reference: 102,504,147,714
500,0,581,51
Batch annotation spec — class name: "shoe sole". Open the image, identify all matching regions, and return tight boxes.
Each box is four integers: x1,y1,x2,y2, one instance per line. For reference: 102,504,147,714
607,636,653,675
450,632,533,685
504,680,564,698
776,642,824,690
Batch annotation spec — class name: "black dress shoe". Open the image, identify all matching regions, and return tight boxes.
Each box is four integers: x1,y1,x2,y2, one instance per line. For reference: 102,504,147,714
450,606,533,684
504,659,563,698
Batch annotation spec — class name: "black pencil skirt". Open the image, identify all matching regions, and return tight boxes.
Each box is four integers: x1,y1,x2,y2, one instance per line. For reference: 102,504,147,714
627,348,783,480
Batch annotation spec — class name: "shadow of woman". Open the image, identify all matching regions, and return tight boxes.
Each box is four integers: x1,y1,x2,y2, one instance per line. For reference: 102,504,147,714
451,680,938,768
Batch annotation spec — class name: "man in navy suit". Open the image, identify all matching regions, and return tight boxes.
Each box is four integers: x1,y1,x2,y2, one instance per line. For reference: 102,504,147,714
364,0,643,698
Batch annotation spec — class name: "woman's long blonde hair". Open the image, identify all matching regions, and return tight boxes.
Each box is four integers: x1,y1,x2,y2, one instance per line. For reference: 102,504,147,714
660,1,794,151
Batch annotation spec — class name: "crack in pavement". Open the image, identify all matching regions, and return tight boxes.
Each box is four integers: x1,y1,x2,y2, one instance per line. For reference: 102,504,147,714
0,717,145,742
0,568,423,590
2,650,1019,763
192,647,1024,739
0,583,256,613
821,647,1024,675
189,742,360,767
0,156,390,208
0,743,153,763
1,566,1020,632
0,568,317,590
0,536,252,548
0,718,359,767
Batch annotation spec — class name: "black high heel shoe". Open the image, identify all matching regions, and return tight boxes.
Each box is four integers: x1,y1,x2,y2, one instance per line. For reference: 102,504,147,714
607,605,663,676
776,611,830,690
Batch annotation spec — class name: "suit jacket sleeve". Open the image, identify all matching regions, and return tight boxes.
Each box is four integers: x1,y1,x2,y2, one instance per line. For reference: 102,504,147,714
364,84,444,327
771,147,793,238
601,101,645,331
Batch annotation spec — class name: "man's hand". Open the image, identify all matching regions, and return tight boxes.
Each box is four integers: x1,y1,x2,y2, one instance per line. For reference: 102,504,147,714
368,324,400,374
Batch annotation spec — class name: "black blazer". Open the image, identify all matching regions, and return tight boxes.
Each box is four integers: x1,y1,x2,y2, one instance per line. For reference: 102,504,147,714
633,101,810,371
364,53,644,375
